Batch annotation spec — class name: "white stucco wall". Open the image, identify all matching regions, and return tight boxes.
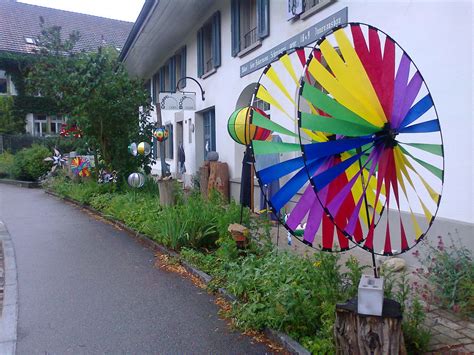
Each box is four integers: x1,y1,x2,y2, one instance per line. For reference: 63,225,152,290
142,1,472,224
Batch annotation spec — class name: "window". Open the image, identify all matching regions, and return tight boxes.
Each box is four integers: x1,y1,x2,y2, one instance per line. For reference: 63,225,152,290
165,123,173,160
152,72,160,104
24,37,36,45
197,12,221,78
299,0,334,19
0,70,7,94
33,115,47,137
50,116,65,135
253,97,270,112
231,0,269,57
203,109,216,160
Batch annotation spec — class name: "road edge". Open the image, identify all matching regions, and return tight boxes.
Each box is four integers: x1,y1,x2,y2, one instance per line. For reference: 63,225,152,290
0,221,18,354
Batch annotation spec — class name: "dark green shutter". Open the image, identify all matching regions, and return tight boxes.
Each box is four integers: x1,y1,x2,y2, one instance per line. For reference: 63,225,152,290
212,11,221,68
231,0,240,57
159,67,165,91
197,29,203,78
169,57,176,92
257,0,269,39
180,46,186,88
152,73,158,103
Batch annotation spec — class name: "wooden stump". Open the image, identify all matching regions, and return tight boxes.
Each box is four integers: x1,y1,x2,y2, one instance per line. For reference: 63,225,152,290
227,223,249,249
334,298,406,355
158,179,175,207
199,162,210,199
208,161,229,202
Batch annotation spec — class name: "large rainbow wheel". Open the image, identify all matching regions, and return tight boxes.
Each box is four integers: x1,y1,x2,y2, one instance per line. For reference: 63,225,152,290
297,23,444,255
249,47,359,252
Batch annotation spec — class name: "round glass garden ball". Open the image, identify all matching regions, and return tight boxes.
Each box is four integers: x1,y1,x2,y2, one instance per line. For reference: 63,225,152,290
128,142,138,156
153,127,169,142
127,172,145,188
137,142,151,156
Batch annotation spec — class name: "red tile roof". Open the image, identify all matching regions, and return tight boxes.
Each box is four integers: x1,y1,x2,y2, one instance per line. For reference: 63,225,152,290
0,0,133,54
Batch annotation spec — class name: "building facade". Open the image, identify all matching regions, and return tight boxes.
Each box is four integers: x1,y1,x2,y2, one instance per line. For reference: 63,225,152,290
0,0,133,136
121,0,473,238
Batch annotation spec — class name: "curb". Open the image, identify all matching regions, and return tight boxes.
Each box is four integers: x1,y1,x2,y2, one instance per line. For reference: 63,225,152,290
44,189,309,355
0,179,39,188
0,221,18,354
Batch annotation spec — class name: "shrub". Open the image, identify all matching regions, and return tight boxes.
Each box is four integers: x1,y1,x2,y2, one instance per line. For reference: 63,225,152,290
11,144,50,181
0,152,15,178
414,235,474,317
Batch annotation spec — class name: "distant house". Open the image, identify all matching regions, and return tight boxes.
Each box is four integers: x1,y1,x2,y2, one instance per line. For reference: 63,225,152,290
0,0,133,136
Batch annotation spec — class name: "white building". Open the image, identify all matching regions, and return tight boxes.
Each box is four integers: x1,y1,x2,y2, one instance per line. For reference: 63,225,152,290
120,0,473,241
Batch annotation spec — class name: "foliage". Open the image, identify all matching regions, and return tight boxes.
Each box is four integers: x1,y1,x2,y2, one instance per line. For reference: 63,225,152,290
25,22,155,176
0,96,23,133
413,235,474,317
0,152,15,178
11,144,50,181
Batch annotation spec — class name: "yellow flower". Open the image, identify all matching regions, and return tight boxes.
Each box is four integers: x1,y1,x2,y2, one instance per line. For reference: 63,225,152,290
313,261,321,268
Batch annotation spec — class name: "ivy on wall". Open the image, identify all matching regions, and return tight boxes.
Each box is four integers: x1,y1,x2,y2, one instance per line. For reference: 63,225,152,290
0,51,58,134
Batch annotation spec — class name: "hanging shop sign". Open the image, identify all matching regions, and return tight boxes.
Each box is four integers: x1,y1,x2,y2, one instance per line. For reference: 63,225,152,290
240,7,348,77
158,93,196,111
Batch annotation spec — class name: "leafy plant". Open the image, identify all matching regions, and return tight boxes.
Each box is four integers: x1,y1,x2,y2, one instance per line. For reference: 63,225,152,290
11,144,50,181
0,152,14,178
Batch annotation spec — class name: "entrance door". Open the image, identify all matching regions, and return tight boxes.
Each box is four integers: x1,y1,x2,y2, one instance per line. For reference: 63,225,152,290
175,121,184,176
203,109,216,160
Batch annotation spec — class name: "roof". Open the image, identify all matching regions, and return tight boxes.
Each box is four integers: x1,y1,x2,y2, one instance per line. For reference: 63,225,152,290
0,0,133,55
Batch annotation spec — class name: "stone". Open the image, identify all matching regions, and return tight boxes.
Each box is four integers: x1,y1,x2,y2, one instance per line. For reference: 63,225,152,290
381,258,406,272
206,151,219,161
208,161,229,202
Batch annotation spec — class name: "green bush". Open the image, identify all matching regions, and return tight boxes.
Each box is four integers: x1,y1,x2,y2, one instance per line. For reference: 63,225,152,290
11,144,50,181
0,152,15,178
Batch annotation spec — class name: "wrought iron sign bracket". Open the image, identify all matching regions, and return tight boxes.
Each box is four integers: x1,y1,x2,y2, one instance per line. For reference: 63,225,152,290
176,77,205,101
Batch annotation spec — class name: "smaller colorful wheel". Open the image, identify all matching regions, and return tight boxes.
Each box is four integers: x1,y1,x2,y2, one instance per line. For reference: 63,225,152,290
127,172,145,188
71,157,91,177
137,142,151,156
227,106,272,145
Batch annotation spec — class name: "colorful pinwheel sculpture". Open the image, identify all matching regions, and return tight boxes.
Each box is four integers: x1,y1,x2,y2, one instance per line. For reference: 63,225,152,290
44,148,67,172
98,169,118,184
248,47,360,251
295,23,444,256
71,157,91,177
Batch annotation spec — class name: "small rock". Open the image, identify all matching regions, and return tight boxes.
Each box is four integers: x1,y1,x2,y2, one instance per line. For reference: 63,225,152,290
382,258,406,272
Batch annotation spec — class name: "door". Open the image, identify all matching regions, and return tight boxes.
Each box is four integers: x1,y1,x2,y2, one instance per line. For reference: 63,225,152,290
203,109,216,160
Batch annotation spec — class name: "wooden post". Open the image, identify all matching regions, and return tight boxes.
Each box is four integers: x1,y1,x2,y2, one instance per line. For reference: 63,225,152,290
334,298,406,355
158,179,175,206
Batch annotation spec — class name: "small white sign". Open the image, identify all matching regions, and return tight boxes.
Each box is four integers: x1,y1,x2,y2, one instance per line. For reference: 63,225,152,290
158,93,196,111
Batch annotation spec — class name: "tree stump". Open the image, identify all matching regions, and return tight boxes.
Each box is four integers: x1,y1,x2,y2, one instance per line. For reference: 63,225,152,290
158,179,175,207
199,162,210,199
208,161,229,202
334,298,406,355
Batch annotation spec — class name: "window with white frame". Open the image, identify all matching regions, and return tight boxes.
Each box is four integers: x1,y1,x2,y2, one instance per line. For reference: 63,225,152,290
239,0,258,51
33,115,47,137
253,97,270,113
50,116,65,135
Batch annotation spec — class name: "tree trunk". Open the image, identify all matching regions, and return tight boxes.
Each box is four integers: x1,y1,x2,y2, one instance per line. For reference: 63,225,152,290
158,179,175,206
334,298,406,355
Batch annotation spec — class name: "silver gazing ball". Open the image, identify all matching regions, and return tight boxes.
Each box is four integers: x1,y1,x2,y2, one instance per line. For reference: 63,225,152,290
127,172,145,188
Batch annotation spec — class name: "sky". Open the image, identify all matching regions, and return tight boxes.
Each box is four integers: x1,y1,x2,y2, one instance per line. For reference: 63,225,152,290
19,0,145,22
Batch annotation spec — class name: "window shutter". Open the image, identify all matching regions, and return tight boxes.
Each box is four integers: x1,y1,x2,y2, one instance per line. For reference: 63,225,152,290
212,11,221,68
231,0,240,57
197,29,204,78
152,73,158,104
159,67,165,92
152,137,158,159
257,0,269,39
180,46,186,88
169,57,176,92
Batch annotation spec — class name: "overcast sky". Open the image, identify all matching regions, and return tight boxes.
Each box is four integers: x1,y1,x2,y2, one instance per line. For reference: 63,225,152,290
19,0,145,22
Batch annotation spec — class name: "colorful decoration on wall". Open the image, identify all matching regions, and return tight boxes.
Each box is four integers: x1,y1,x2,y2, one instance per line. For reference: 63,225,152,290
137,142,151,156
128,142,138,156
71,157,91,177
98,169,118,184
44,148,67,172
127,172,145,188
153,127,169,142
296,23,444,256
59,123,83,138
227,106,272,145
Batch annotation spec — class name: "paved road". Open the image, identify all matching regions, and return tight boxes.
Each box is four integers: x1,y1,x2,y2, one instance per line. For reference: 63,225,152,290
0,184,269,354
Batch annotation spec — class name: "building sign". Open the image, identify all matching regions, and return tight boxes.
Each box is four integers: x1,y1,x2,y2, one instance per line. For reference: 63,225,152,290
158,93,196,111
240,7,348,77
